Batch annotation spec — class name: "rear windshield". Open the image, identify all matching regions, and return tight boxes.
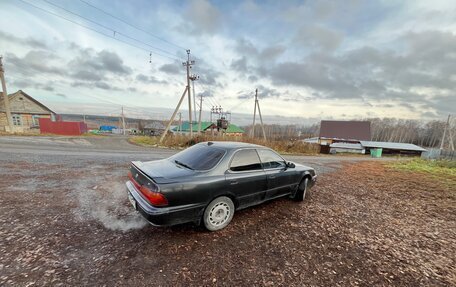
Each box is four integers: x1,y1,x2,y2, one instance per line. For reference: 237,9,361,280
169,144,226,171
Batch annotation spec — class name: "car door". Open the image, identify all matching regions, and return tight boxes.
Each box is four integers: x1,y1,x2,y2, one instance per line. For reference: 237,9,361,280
225,149,267,209
257,149,296,200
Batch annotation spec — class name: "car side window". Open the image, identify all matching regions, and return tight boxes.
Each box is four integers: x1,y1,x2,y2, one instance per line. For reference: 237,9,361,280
229,149,262,172
257,149,286,169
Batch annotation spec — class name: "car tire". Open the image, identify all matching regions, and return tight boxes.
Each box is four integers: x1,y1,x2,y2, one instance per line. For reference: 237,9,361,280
292,177,309,201
203,196,235,231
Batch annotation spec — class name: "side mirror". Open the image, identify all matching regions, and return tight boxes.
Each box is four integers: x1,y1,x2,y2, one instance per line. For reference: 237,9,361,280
286,162,295,168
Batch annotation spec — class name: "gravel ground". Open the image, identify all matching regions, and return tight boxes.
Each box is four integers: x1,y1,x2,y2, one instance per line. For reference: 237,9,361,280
1,136,454,286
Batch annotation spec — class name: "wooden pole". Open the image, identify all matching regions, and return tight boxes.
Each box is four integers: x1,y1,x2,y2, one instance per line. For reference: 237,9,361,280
440,115,450,150
186,50,193,138
198,94,203,133
251,89,257,137
0,57,13,132
159,87,188,143
256,94,267,141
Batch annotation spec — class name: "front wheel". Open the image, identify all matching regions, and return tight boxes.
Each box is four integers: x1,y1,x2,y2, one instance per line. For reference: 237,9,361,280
292,177,309,201
203,196,235,231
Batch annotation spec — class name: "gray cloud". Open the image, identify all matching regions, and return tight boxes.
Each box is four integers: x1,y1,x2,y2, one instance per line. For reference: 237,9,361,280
6,51,64,76
136,73,168,84
181,0,222,35
230,56,248,73
69,49,132,80
263,30,456,116
72,70,103,81
257,85,280,99
0,31,48,49
236,85,279,99
159,63,181,75
294,25,343,51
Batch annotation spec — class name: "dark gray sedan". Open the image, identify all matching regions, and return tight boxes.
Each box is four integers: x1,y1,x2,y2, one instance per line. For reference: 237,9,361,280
126,141,317,231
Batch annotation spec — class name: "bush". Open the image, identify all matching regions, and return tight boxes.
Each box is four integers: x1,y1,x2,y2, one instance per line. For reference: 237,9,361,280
129,134,320,154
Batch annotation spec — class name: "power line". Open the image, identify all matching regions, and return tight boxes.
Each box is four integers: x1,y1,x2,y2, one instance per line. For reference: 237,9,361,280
40,0,180,59
16,0,182,61
194,81,218,108
229,96,252,112
78,0,186,51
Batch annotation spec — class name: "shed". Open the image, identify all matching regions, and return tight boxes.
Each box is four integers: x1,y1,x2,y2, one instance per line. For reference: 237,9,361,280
359,141,427,156
320,121,371,142
330,143,365,154
143,121,165,136
99,125,117,132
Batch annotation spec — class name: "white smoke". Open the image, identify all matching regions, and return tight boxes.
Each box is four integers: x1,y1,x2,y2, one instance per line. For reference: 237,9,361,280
74,180,148,232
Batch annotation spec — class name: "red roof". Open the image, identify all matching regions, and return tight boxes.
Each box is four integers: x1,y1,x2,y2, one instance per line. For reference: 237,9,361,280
320,120,371,141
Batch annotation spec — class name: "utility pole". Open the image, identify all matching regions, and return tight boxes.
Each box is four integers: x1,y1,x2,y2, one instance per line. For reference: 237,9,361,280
0,56,13,132
251,90,257,138
448,116,455,151
440,114,454,151
183,50,195,138
178,112,182,132
440,115,450,150
160,50,196,143
250,89,267,140
121,107,126,135
257,94,267,141
190,75,199,122
198,94,203,133
159,87,188,143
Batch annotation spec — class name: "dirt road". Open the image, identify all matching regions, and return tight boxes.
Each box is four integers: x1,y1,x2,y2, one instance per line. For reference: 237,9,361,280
1,136,454,286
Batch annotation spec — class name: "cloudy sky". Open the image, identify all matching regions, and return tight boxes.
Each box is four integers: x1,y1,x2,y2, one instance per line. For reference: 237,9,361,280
0,0,455,124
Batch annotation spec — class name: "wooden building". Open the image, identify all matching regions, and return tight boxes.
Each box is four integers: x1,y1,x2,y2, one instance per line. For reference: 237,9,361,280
0,90,56,132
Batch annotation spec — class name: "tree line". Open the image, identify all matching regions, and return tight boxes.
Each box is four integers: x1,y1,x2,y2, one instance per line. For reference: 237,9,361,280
243,117,455,148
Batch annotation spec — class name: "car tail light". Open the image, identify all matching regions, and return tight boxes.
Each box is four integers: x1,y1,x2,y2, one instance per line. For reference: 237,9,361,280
127,171,141,190
128,171,168,207
139,185,168,207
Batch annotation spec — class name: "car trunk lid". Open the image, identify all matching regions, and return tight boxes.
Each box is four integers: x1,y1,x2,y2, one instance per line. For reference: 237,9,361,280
132,160,195,184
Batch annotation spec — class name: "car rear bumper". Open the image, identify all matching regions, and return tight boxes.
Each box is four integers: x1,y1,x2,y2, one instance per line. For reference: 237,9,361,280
125,181,205,226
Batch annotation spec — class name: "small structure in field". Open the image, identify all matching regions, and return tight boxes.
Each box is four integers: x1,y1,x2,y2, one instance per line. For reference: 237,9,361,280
360,141,427,156
319,120,371,145
0,90,56,132
329,143,365,154
143,121,166,136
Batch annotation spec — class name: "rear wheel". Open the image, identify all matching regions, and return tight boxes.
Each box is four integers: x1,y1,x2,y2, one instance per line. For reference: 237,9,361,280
292,177,309,201
203,196,235,231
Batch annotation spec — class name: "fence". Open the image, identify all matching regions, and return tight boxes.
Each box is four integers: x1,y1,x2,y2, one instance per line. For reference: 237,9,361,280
421,148,456,160
39,118,88,136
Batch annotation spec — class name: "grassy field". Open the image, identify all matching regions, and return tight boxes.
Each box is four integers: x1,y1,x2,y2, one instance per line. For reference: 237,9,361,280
390,159,456,188
129,135,320,155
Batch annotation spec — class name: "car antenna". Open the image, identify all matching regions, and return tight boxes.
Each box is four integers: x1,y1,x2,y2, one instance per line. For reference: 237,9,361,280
207,142,214,146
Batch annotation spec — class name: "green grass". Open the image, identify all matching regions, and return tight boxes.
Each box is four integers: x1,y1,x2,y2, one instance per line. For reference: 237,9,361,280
390,159,456,189
391,159,455,175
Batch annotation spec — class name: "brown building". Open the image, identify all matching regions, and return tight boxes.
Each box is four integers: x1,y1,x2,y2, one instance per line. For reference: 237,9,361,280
319,120,371,144
0,90,56,132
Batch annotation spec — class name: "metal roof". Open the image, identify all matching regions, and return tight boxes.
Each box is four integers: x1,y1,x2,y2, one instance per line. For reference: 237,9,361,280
359,141,427,152
330,143,364,150
320,120,371,141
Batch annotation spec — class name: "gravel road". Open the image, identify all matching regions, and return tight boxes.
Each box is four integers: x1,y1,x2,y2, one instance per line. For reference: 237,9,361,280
0,135,385,174
5,136,438,286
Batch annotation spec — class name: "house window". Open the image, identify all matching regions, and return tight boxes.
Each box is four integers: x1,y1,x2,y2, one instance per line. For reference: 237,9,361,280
12,114,22,126
32,115,41,127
